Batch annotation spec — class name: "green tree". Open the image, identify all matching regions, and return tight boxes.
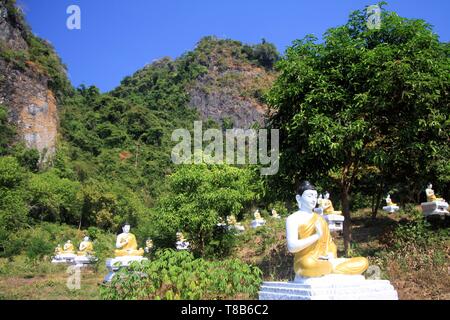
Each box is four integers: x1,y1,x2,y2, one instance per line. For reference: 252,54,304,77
28,170,83,225
0,157,29,233
267,4,449,252
149,164,260,256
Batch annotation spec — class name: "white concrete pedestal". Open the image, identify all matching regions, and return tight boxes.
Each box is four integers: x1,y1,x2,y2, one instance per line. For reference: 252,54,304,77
104,256,148,282
228,225,245,233
259,275,398,300
51,253,76,264
251,220,266,229
323,214,345,233
421,201,449,218
176,241,190,250
383,205,400,213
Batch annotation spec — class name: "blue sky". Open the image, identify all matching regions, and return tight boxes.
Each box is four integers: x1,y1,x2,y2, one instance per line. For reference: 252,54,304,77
19,0,450,92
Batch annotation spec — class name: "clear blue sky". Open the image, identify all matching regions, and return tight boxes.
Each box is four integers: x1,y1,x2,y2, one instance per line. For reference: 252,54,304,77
19,0,450,92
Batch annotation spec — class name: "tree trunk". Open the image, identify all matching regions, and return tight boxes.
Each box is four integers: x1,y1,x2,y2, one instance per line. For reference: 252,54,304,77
371,181,384,220
341,187,352,255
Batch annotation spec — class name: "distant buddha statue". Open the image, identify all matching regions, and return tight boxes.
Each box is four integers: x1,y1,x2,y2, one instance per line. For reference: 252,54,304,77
114,224,144,257
426,183,444,202
145,239,154,253
386,194,397,207
77,236,95,256
286,181,368,278
322,192,342,215
176,232,190,250
227,215,238,225
62,240,75,254
272,209,280,219
54,244,63,256
254,210,265,222
317,194,324,208
226,215,245,232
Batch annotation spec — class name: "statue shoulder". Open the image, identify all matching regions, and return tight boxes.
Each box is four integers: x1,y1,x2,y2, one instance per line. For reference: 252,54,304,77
287,211,312,224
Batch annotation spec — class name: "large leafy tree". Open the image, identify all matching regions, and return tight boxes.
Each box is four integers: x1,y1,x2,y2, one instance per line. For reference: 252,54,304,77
148,164,260,256
267,4,450,252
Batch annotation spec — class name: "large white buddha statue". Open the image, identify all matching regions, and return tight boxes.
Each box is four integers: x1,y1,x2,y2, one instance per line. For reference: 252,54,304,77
114,223,144,257
286,181,368,278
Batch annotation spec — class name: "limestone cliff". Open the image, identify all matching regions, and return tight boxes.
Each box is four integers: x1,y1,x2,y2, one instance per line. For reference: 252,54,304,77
0,0,67,164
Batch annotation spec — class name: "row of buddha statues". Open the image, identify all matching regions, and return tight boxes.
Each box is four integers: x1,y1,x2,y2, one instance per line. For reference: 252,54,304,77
53,225,190,266
54,237,95,257
382,183,448,217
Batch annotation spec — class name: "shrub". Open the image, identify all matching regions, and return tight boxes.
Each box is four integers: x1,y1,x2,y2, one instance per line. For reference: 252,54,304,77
100,249,262,300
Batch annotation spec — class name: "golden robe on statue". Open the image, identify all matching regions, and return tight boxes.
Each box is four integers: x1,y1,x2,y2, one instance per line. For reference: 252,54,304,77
115,232,144,257
294,213,368,277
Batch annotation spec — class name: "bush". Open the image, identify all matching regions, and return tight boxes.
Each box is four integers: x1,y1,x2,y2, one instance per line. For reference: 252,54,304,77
100,249,262,300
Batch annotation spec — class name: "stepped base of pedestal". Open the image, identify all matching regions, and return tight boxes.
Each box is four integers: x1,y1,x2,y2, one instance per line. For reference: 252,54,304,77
259,275,398,300
383,205,400,213
323,214,344,232
52,253,76,264
104,256,148,282
421,201,449,217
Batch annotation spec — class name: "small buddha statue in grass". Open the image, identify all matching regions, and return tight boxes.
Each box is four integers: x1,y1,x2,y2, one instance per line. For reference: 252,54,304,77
176,232,190,250
77,236,95,256
426,183,444,202
322,192,342,215
62,240,75,254
145,239,154,254
114,223,144,257
286,181,368,278
272,209,281,219
227,215,245,232
54,244,63,256
386,194,397,207
254,210,265,222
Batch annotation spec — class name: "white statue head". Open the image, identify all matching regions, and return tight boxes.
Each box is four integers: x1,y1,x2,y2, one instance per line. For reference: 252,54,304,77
67,240,71,244
427,183,433,189
386,194,391,199
295,181,318,212
324,192,330,200
123,224,131,233
83,236,90,242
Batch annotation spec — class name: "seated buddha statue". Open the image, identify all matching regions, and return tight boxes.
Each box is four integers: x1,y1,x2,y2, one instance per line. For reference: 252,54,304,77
386,194,397,206
286,181,368,278
272,209,280,219
54,244,63,256
114,224,144,257
77,236,95,256
227,215,238,225
426,183,444,202
145,239,154,253
254,210,265,222
322,192,342,215
62,240,75,254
